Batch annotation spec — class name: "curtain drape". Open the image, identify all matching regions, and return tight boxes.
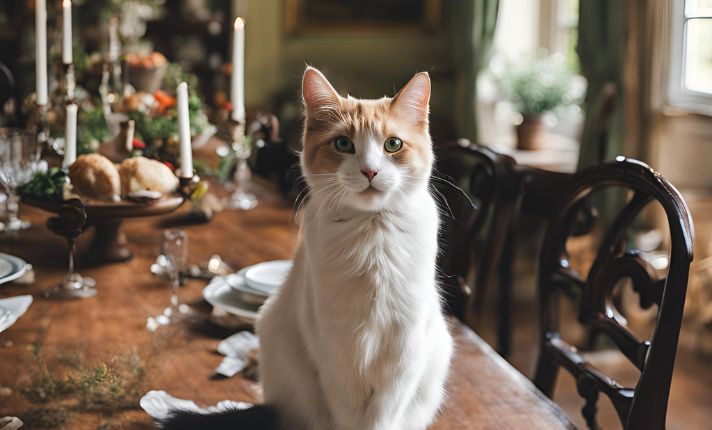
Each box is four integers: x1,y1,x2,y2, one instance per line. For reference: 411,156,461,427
624,0,671,164
456,0,499,143
576,0,628,170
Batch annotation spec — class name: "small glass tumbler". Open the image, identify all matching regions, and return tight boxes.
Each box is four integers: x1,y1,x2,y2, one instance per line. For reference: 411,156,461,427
147,229,193,331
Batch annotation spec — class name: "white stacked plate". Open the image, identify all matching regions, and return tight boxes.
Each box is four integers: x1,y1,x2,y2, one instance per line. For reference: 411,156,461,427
203,260,292,324
0,253,27,286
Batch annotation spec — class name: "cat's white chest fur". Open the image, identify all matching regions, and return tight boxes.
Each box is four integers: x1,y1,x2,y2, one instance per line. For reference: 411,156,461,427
257,188,453,430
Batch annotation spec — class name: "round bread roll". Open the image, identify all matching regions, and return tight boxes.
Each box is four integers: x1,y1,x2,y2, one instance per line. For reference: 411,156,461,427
118,156,179,196
68,154,121,200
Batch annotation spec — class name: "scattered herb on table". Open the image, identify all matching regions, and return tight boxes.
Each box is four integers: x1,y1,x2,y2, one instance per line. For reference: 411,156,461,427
19,342,152,429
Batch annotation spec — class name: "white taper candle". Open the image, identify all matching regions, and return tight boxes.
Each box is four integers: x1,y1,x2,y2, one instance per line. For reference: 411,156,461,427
63,103,78,168
109,16,120,62
176,82,193,178
35,0,48,105
231,17,245,122
62,0,73,65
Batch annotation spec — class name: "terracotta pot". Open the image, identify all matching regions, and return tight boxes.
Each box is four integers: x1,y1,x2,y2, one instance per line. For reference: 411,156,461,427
515,115,547,151
127,63,167,93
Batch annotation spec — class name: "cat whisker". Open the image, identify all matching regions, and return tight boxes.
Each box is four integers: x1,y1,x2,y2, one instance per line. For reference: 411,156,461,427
294,181,342,219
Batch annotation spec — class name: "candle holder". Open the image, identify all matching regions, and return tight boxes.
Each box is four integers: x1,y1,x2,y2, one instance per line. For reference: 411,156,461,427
224,119,257,210
63,63,76,103
178,174,202,199
33,102,51,157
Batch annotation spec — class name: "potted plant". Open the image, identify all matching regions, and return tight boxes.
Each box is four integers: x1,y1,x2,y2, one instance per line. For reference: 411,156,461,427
494,52,577,150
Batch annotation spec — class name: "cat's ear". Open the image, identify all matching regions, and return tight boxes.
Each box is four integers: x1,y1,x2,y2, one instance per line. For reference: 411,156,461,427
391,72,430,127
302,67,341,116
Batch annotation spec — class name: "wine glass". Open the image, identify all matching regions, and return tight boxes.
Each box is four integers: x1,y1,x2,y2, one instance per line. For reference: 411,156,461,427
44,199,97,299
225,135,258,210
0,128,40,235
147,229,192,331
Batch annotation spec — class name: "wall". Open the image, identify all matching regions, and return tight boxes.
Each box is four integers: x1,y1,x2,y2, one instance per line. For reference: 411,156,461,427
653,112,712,189
238,0,459,137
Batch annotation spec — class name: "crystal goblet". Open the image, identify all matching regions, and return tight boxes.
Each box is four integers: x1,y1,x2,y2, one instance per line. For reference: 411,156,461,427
0,128,40,235
224,123,257,211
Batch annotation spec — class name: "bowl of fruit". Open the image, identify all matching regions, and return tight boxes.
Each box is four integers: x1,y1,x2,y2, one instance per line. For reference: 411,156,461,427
126,51,169,93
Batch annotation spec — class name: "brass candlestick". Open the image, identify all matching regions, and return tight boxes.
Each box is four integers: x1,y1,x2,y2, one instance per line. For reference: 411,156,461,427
178,174,202,199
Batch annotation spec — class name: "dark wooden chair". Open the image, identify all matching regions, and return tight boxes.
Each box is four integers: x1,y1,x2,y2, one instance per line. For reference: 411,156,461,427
435,140,522,330
533,157,694,429
435,140,586,356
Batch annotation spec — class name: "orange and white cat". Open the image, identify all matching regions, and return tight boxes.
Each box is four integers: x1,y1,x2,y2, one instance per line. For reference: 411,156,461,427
161,67,453,430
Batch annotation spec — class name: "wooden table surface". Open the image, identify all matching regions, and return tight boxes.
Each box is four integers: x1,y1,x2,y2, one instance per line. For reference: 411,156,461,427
0,181,576,430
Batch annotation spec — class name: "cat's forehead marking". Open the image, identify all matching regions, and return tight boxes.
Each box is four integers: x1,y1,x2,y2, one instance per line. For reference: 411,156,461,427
341,97,390,137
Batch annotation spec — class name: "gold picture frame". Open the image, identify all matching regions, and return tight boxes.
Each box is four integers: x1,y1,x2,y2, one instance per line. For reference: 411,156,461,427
285,0,443,34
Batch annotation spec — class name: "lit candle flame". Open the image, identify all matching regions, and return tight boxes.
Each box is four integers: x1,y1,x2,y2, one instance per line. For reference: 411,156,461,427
234,17,244,29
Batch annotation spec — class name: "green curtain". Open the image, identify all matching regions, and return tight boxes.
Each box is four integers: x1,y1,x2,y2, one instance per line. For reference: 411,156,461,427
457,0,500,143
576,0,628,169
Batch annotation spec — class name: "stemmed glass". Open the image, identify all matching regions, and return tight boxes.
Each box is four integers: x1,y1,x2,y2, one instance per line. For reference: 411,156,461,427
0,128,41,235
147,229,192,331
225,134,258,210
44,199,97,299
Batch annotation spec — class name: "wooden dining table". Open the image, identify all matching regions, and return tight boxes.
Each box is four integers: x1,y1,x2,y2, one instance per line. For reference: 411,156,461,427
0,179,576,429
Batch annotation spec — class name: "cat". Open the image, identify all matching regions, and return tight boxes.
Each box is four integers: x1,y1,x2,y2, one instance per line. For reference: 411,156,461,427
160,67,453,430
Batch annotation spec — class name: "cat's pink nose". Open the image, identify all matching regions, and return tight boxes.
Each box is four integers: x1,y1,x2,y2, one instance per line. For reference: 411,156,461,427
361,169,378,182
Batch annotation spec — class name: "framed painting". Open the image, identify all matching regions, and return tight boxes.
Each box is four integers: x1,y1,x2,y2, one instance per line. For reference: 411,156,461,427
284,0,443,34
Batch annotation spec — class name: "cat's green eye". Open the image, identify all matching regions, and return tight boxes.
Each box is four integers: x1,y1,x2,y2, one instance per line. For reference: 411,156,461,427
384,137,403,153
333,136,354,153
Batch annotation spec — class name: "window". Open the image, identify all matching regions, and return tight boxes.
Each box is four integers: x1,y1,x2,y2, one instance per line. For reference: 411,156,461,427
553,0,579,72
539,0,579,72
669,0,712,112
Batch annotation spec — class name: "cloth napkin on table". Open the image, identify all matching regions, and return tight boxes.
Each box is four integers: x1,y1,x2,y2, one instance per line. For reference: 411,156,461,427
215,331,260,378
140,390,251,421
0,295,33,334
0,417,23,430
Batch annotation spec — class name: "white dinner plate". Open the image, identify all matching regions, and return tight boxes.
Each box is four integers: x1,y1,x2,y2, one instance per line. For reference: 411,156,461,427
0,253,27,286
243,260,292,295
0,295,33,333
203,277,261,323
226,268,269,305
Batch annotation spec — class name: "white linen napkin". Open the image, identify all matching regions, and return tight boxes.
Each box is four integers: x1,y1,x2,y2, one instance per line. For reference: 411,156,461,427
0,295,33,334
140,390,251,420
215,331,259,377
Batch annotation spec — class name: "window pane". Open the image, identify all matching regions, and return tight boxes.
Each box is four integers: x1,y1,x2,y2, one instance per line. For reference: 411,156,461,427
685,19,712,94
686,0,712,17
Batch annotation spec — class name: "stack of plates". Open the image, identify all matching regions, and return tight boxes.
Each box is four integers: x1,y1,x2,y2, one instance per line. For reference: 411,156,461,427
203,260,292,324
0,253,27,286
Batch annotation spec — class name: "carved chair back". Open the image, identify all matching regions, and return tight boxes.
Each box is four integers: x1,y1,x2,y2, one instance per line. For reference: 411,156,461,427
434,140,523,323
534,157,694,430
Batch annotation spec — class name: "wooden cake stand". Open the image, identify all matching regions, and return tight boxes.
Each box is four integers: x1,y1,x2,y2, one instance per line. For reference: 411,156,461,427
23,195,185,264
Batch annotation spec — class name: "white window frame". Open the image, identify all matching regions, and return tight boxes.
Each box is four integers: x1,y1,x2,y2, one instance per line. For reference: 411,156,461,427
668,0,712,115
540,0,578,62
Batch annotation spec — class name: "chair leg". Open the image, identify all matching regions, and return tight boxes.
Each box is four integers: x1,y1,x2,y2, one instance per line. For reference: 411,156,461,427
496,230,515,357
533,351,559,398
